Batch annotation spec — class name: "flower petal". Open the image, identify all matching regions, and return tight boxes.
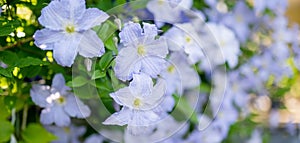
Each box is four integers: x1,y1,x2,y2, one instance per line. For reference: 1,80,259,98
144,37,168,58
51,73,70,94
53,106,71,126
78,30,105,58
30,85,51,107
38,0,69,30
114,47,139,81
77,8,109,30
119,22,143,46
129,73,153,97
140,56,167,78
64,94,91,118
53,34,80,67
33,29,64,50
110,87,135,107
102,107,131,126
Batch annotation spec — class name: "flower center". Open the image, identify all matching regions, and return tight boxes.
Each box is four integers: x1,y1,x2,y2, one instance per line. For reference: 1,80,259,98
158,0,164,5
65,25,75,33
167,65,175,73
137,45,146,56
56,96,66,105
133,98,142,108
185,36,192,43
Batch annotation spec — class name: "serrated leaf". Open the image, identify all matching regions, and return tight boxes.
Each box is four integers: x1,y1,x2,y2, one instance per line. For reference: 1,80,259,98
0,120,14,142
91,70,106,80
21,124,57,143
99,51,114,71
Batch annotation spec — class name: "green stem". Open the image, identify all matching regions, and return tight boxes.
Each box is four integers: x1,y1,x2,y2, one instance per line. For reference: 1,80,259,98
21,104,28,130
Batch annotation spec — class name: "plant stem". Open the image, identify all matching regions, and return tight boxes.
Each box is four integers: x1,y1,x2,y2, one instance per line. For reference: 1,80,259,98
21,104,28,130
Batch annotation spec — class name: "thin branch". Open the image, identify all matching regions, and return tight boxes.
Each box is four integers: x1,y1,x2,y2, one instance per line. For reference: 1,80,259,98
0,37,34,51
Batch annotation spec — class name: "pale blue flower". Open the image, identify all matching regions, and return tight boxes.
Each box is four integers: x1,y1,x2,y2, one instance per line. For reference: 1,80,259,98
45,125,86,143
146,0,193,27
221,1,256,43
161,51,200,96
187,115,225,143
205,22,241,68
114,22,168,81
164,21,205,64
103,73,167,135
254,0,287,15
30,74,91,126
84,134,104,143
34,0,109,67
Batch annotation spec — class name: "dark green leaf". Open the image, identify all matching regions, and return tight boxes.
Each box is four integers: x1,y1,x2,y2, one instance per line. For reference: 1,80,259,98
0,20,21,37
17,57,49,68
0,67,12,77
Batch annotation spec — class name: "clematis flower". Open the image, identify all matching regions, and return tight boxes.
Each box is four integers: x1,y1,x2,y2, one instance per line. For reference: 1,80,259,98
45,124,86,143
221,1,256,43
34,0,109,67
146,0,193,27
161,51,200,96
204,22,240,68
114,22,168,81
103,73,167,135
164,21,205,64
30,74,91,127
84,134,104,143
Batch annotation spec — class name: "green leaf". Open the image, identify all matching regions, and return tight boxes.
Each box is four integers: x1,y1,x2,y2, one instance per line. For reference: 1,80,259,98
0,51,19,66
0,20,21,36
91,70,106,80
93,20,118,41
172,95,198,125
21,124,57,143
67,76,89,87
0,67,12,77
17,57,49,68
0,97,10,120
104,35,118,53
99,51,114,71
0,120,14,142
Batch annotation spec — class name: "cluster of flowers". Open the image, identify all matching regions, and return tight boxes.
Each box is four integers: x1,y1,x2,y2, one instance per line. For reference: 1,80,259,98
29,0,300,142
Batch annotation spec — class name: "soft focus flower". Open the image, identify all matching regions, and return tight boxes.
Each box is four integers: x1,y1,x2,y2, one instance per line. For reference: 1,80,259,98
103,73,167,135
221,1,255,43
146,0,193,27
203,22,240,68
164,21,205,64
161,51,200,95
45,125,86,143
30,74,91,126
84,134,104,143
34,0,109,67
114,22,168,81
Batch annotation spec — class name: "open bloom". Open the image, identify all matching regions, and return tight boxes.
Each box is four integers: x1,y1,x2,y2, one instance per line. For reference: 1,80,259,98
114,22,168,81
34,0,109,67
146,0,193,27
103,73,167,135
30,74,91,126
